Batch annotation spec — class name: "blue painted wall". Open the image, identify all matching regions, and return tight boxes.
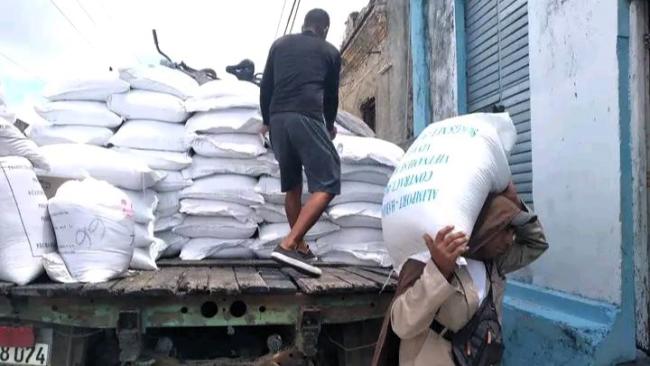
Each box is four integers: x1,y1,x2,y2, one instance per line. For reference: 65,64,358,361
409,0,432,136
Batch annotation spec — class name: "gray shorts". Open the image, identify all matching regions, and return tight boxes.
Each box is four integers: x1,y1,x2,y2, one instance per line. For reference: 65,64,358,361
269,112,341,195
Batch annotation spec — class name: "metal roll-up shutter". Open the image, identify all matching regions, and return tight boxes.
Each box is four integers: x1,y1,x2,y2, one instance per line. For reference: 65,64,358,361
465,0,532,204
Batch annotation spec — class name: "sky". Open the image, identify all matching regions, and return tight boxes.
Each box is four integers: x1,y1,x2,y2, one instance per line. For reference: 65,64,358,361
0,0,368,108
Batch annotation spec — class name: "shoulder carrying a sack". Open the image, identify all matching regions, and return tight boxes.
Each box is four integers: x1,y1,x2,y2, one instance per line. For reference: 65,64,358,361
430,262,504,366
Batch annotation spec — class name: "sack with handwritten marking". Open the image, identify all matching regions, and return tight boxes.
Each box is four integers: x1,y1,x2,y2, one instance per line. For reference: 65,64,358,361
48,178,135,283
382,113,517,271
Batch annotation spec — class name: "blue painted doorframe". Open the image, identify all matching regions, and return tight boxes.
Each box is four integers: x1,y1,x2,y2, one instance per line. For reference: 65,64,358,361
409,0,432,136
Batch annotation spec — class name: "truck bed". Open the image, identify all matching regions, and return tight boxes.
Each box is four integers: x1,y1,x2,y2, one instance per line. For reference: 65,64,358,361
0,260,397,329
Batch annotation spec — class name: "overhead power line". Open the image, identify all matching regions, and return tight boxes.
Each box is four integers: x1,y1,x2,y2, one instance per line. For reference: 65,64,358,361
49,0,94,48
283,0,297,36
289,0,301,34
274,0,289,39
0,51,43,81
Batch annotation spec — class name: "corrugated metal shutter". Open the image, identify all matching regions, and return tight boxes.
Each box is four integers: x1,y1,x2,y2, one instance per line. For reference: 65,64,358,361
465,0,532,204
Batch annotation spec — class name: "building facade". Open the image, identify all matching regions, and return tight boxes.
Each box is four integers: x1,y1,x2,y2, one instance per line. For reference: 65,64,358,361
408,0,650,364
339,0,412,148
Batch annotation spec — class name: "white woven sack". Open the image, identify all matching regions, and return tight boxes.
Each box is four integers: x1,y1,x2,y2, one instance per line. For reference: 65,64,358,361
181,174,263,205
330,181,385,205
328,202,381,228
107,90,189,123
192,133,266,158
48,178,134,283
36,144,163,190
109,120,195,152
130,239,167,271
29,125,113,146
252,221,338,258
156,191,181,217
121,189,158,224
134,221,156,248
35,101,122,128
252,203,287,223
341,163,393,185
154,213,185,232
119,66,199,99
180,238,256,260
334,135,405,167
382,113,517,270
184,79,259,112
0,117,50,169
0,157,56,285
44,73,129,101
153,170,193,192
186,154,278,179
173,216,258,239
179,199,259,223
254,176,308,205
112,147,192,171
158,230,190,257
185,109,263,134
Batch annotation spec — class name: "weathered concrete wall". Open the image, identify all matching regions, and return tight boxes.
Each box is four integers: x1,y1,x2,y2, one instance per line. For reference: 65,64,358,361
427,1,458,122
339,0,412,146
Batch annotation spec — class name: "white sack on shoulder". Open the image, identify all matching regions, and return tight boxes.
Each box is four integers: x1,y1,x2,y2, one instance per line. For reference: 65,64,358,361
119,66,198,100
186,154,277,179
328,202,382,228
0,157,56,285
44,73,129,101
107,90,189,123
185,109,263,134
35,101,122,128
330,181,385,205
36,144,163,190
153,170,192,192
334,134,404,167
173,216,258,239
382,113,517,270
48,178,135,283
180,238,256,260
181,174,263,205
192,133,266,158
180,199,259,222
29,125,113,146
0,118,50,170
112,147,192,171
184,79,259,112
121,189,158,224
109,120,194,152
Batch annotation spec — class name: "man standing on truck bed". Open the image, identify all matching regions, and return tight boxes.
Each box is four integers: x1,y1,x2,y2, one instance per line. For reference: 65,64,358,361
260,8,341,277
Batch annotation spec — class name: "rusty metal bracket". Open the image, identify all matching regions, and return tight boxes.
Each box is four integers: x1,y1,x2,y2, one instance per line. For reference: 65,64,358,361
117,310,142,363
295,307,321,358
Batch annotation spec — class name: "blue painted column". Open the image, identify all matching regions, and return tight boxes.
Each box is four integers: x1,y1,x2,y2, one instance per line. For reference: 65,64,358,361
409,0,432,136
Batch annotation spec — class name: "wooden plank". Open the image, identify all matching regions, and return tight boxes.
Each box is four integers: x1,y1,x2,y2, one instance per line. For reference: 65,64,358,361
80,279,118,297
178,267,210,294
206,267,239,295
257,267,297,293
10,282,83,297
158,259,279,268
282,268,354,295
344,267,397,291
140,267,184,296
326,268,380,292
111,271,159,295
234,267,269,293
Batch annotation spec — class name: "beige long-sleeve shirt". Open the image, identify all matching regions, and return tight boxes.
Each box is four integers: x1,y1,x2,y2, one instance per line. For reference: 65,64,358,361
390,218,548,366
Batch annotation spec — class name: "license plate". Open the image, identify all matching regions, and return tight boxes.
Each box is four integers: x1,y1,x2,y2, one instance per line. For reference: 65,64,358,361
0,344,49,365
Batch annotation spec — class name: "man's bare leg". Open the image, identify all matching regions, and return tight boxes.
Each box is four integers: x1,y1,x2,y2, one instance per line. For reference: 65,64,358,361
280,191,334,251
285,185,302,227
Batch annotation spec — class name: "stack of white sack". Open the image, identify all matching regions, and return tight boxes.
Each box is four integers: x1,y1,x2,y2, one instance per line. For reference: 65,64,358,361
34,143,164,272
31,72,128,147
178,79,270,260
252,176,340,258
106,65,199,268
382,113,517,271
47,178,135,283
0,157,56,285
308,134,405,267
